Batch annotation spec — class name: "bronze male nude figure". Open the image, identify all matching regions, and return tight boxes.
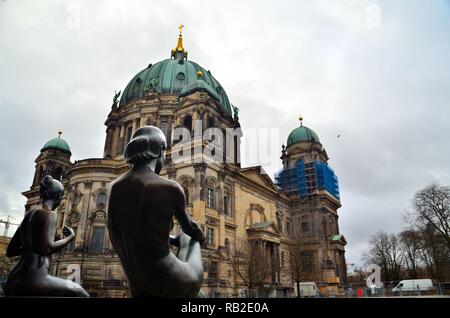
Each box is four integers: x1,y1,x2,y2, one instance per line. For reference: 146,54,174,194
107,126,205,298
4,175,89,297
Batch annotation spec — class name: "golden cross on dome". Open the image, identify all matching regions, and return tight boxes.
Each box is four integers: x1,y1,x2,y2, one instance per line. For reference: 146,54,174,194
171,24,187,59
299,115,304,127
58,129,63,138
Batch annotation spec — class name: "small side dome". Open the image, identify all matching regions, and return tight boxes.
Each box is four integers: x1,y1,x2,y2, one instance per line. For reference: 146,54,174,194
41,132,71,155
180,79,221,100
287,120,320,147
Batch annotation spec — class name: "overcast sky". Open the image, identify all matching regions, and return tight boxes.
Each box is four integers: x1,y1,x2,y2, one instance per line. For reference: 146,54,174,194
1,0,449,268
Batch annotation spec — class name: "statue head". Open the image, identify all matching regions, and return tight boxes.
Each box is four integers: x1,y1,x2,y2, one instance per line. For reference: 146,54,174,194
124,126,167,174
40,175,65,209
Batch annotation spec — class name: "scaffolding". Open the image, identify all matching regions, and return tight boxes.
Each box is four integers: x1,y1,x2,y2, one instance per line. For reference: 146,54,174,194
275,160,340,200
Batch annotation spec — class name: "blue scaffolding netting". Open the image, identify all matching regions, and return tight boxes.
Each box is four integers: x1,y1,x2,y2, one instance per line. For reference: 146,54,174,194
275,160,340,200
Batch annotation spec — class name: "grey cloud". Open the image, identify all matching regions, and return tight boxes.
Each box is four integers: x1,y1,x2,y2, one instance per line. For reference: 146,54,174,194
1,0,449,267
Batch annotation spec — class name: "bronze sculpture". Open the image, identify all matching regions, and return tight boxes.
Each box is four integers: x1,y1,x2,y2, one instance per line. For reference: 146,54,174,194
112,90,121,110
107,126,205,298
4,175,89,297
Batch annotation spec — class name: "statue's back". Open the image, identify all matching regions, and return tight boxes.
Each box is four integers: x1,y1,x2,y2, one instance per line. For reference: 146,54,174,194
107,170,175,285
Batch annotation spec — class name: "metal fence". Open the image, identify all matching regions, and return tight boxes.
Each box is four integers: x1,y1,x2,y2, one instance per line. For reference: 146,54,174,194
220,282,450,298
343,281,450,298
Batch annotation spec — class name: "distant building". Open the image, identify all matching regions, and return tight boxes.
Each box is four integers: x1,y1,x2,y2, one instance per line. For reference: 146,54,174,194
20,29,347,297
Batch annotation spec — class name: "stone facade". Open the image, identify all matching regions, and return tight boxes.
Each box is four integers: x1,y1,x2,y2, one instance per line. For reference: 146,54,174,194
0,236,10,256
20,35,347,297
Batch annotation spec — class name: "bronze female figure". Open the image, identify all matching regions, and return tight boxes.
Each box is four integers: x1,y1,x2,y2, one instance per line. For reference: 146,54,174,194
107,126,205,298
4,175,89,297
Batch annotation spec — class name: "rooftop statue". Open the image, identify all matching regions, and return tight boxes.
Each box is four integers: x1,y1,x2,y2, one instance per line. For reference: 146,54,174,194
112,90,121,109
4,175,89,297
232,105,240,119
107,126,205,298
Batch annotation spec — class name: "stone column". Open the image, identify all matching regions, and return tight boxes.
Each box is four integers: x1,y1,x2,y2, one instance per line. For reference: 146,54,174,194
76,181,93,250
112,125,121,156
192,163,207,225
107,126,114,157
140,116,146,128
61,188,70,228
103,126,112,158
32,165,40,187
118,125,125,154
217,173,226,246
105,226,112,250
132,118,137,133
275,244,280,282
167,116,173,147
193,163,206,201
218,172,226,214
218,216,225,247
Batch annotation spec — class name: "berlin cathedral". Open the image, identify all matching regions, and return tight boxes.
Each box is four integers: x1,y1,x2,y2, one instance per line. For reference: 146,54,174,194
21,28,347,297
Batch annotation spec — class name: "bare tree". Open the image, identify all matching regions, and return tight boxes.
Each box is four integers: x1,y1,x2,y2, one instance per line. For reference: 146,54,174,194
230,240,272,297
409,183,450,251
399,230,422,279
285,240,313,297
363,183,450,283
419,225,450,281
363,231,405,281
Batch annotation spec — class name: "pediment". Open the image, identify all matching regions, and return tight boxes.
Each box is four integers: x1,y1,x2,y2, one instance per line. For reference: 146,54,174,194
247,221,282,237
239,166,278,192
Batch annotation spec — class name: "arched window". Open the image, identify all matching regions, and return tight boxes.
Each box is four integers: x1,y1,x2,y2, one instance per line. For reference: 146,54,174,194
208,261,218,279
53,167,64,181
183,186,190,206
244,204,266,228
205,177,218,209
224,238,230,254
89,226,105,253
177,175,194,206
183,115,193,131
207,116,215,128
96,193,107,208
207,228,215,247
207,188,215,208
224,193,230,216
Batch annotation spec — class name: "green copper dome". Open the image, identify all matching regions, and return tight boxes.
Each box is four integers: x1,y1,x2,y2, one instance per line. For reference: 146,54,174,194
119,59,233,115
287,125,320,146
41,136,71,155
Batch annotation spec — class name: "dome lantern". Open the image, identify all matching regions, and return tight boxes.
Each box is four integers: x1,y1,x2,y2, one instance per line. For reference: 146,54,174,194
171,23,187,61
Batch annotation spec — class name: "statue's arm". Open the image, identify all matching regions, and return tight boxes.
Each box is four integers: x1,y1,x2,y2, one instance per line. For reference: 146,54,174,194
39,211,75,255
172,184,205,243
6,224,22,257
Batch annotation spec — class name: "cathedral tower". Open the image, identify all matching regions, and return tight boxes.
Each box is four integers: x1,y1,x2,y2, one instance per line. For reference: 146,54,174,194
277,117,347,289
23,131,72,211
